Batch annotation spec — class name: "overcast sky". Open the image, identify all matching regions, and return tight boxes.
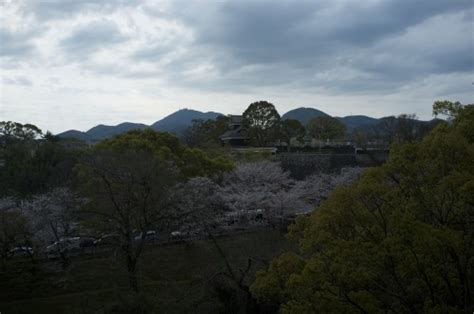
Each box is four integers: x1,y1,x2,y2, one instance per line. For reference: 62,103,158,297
0,0,472,133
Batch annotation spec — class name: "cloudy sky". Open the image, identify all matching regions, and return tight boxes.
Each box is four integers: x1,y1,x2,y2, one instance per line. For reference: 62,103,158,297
0,0,472,133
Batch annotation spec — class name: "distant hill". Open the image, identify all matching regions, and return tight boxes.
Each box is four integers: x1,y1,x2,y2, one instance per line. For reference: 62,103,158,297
282,107,330,125
57,109,223,141
56,129,92,141
151,109,222,134
336,115,379,131
282,107,381,132
87,122,149,140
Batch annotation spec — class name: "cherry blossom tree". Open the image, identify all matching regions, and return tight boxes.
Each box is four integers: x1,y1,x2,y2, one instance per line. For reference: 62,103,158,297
295,167,365,209
22,187,82,267
219,162,365,228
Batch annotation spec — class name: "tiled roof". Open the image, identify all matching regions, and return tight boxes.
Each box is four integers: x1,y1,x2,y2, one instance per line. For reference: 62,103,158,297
220,126,249,140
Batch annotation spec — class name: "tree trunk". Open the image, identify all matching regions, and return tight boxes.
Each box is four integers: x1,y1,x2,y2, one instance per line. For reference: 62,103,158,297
126,254,139,292
59,250,70,270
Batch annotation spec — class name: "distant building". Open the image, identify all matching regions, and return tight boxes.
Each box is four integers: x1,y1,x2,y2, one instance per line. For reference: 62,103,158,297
220,115,250,146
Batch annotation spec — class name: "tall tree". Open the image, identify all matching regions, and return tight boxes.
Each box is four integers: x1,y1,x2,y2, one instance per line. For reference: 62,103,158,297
184,116,231,148
395,113,421,143
251,104,474,313
77,129,233,292
0,121,42,144
433,100,465,120
242,101,281,147
0,209,32,265
307,116,346,151
0,123,81,198
280,119,305,152
77,150,178,292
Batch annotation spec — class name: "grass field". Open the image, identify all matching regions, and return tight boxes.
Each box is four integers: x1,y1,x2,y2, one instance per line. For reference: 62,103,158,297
0,228,292,313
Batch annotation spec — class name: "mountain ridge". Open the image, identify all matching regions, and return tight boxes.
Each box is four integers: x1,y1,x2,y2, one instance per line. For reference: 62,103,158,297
57,109,223,141
57,107,388,141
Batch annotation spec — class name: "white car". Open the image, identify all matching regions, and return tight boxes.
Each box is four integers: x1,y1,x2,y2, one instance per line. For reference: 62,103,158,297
46,237,81,256
93,234,119,246
134,230,157,241
10,246,33,257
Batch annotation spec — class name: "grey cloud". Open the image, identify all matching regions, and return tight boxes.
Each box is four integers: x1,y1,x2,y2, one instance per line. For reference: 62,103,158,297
0,28,36,57
2,75,33,86
131,44,171,62
15,0,469,97
172,0,471,64
59,20,127,58
142,0,472,93
24,0,139,21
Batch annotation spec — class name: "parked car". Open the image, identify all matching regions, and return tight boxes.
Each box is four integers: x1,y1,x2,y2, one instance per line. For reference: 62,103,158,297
93,234,119,246
9,246,33,257
170,231,183,238
133,230,157,241
46,237,81,258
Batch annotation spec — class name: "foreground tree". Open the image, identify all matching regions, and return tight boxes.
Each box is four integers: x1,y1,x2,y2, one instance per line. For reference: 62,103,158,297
77,129,233,292
433,100,465,120
251,104,474,313
78,150,178,292
243,101,281,147
0,209,33,266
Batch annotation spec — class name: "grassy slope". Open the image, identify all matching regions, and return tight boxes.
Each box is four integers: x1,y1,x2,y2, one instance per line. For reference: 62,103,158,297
0,228,291,313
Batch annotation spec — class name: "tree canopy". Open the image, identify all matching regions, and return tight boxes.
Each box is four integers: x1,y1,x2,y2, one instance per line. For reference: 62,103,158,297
96,128,234,178
0,121,42,144
184,115,231,148
0,123,81,198
433,100,465,120
251,104,474,313
243,101,281,147
280,119,305,151
307,116,346,142
76,129,234,291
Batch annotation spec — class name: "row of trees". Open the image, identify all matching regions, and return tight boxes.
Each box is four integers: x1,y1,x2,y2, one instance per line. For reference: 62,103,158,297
250,101,474,312
185,101,348,150
186,100,441,150
242,101,348,148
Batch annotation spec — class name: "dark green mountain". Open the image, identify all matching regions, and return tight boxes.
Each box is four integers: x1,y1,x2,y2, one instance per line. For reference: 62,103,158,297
56,129,92,141
282,108,380,131
282,107,330,125
151,109,222,134
57,109,222,141
336,115,379,131
87,122,149,140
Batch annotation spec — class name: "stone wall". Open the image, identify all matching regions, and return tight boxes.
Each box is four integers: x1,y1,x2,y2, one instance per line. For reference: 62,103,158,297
278,153,358,180
278,151,388,179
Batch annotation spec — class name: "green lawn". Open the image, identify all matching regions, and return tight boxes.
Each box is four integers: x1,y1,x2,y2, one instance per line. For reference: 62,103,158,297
0,228,292,313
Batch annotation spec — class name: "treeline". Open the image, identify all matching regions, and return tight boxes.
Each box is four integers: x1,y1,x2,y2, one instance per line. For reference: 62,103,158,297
184,100,448,151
